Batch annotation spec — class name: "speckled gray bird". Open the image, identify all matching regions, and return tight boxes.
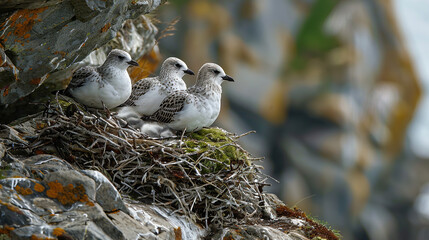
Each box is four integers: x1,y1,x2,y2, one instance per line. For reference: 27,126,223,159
146,63,234,132
66,49,138,109
119,57,194,116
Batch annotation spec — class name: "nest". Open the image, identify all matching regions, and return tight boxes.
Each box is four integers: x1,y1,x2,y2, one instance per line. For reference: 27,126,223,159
13,96,273,228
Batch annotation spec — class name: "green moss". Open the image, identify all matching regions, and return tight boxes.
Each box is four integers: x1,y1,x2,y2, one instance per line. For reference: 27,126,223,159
183,128,249,174
0,234,11,240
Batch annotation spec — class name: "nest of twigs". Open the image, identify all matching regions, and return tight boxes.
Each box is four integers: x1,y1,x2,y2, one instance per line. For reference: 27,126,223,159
12,96,274,229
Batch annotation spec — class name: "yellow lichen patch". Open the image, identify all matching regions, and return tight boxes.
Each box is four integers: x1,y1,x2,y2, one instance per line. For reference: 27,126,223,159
0,7,48,42
15,185,33,195
34,183,45,192
174,227,182,240
52,227,65,237
46,180,93,206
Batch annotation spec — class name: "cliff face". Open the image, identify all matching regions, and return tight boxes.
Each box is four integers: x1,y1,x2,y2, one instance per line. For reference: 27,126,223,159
0,98,340,240
0,0,162,123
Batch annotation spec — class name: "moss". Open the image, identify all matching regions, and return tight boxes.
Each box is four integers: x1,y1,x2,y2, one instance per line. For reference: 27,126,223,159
0,234,11,240
183,128,249,174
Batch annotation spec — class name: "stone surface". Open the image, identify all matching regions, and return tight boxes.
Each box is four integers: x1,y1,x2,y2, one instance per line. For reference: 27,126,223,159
214,226,309,240
0,0,162,105
82,170,129,213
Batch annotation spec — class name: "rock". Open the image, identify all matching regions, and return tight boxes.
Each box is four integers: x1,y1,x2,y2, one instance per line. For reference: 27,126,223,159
214,225,308,240
82,170,129,214
126,202,206,240
0,0,63,13
43,170,97,202
0,0,163,105
108,210,173,240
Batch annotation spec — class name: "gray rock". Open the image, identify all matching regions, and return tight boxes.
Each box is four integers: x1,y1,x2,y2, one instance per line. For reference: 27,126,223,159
82,170,129,214
126,202,206,240
43,170,96,202
214,225,309,240
0,0,64,12
0,142,5,159
22,154,75,178
64,221,116,240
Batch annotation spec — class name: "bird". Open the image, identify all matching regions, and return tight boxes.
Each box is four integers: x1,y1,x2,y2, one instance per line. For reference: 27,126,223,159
118,57,194,116
65,49,139,109
144,63,234,132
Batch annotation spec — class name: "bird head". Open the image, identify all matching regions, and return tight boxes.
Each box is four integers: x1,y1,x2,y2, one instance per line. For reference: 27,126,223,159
196,63,234,86
105,49,139,70
160,57,195,79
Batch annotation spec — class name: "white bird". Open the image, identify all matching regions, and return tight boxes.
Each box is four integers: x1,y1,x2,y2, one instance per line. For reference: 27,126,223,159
145,63,234,132
65,49,138,109
118,57,194,116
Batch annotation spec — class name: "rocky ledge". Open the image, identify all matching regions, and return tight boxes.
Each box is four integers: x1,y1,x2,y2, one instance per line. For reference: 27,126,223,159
0,97,340,240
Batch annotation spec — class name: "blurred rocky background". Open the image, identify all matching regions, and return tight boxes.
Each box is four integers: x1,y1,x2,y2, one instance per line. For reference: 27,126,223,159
155,0,429,239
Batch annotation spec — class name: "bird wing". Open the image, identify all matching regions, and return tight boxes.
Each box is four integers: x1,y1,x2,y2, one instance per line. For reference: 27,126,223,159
122,77,156,106
67,66,99,89
150,91,188,123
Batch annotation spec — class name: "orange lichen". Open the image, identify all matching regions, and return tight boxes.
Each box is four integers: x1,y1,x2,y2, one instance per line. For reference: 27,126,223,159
0,199,23,214
54,51,67,57
52,227,65,237
0,184,2,189
109,209,120,214
2,87,9,96
0,225,15,236
15,185,33,195
30,234,55,240
174,227,182,240
34,183,45,192
46,181,93,206
101,23,111,33
34,150,45,155
0,7,48,42
30,77,41,85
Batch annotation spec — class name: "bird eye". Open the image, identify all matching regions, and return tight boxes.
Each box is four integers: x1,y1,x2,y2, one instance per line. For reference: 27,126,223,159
175,63,182,68
213,70,220,75
118,55,125,60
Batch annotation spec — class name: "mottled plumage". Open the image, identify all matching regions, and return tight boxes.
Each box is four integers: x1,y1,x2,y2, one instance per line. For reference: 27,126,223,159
147,63,234,132
118,57,194,116
66,49,138,109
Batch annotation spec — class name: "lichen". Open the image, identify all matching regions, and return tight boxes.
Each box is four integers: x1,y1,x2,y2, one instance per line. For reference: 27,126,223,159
15,185,33,195
46,181,93,206
52,228,65,237
33,183,45,192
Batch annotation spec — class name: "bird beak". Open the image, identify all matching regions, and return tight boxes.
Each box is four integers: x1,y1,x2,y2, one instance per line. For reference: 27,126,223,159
222,75,234,82
127,60,139,66
183,69,195,75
